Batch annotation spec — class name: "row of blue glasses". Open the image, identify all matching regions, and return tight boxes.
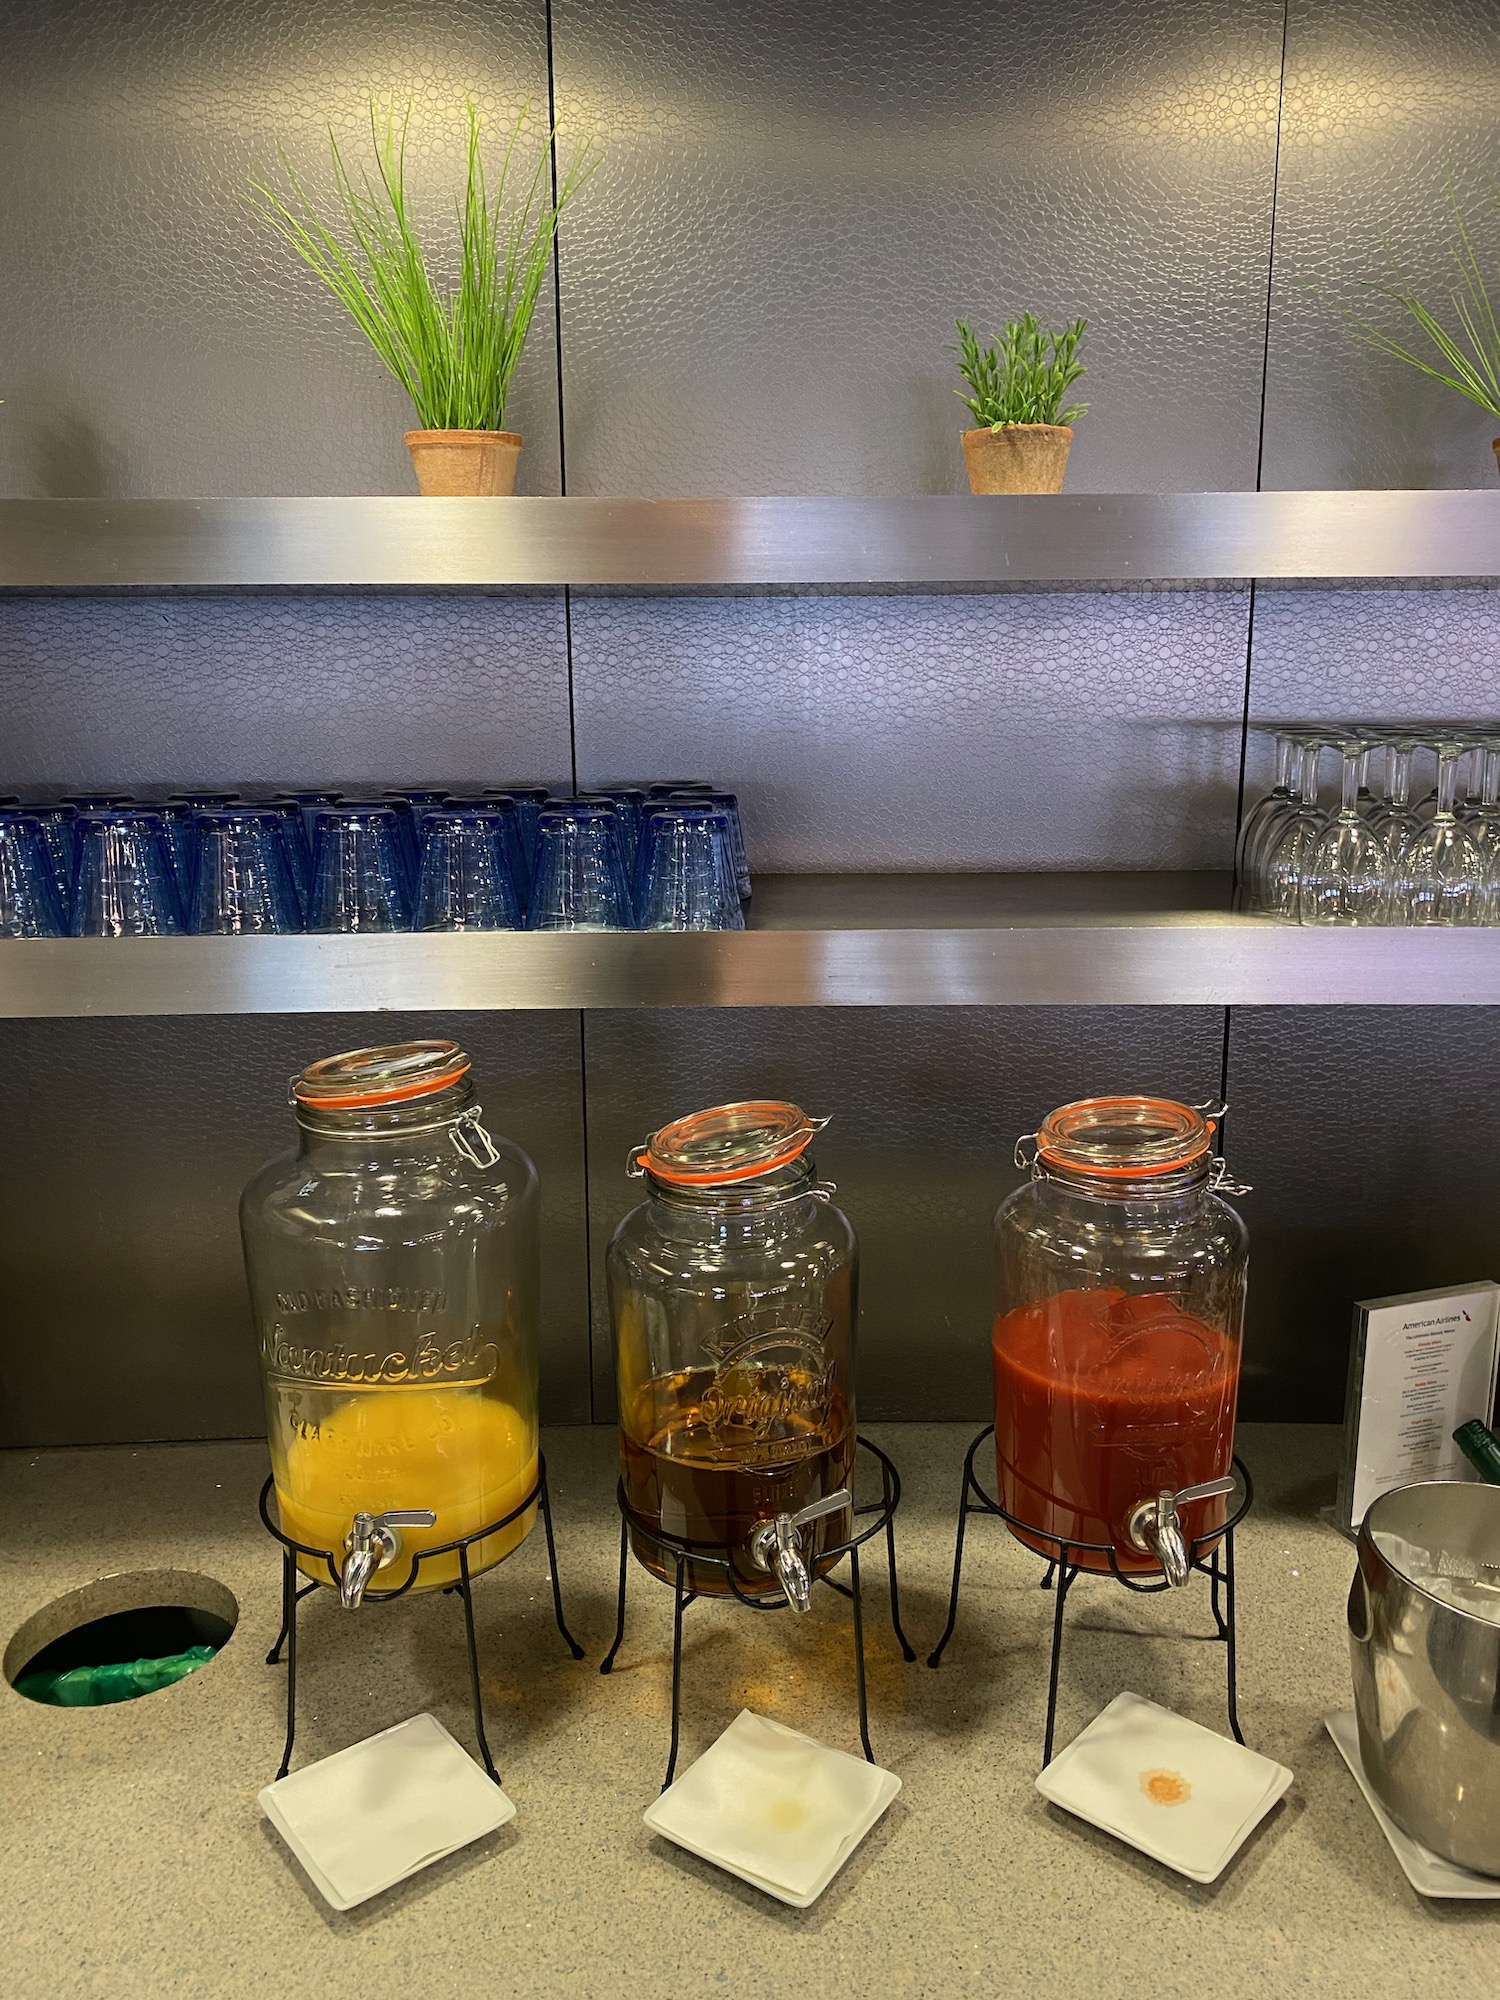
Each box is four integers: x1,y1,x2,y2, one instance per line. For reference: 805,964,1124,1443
0,784,749,936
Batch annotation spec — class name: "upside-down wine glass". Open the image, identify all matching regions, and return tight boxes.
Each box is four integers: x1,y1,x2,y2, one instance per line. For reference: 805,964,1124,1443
1391,738,1486,925
1299,739,1390,925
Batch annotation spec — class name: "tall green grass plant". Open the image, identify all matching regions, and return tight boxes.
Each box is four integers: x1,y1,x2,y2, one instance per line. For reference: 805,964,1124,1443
251,101,597,431
1331,172,1500,422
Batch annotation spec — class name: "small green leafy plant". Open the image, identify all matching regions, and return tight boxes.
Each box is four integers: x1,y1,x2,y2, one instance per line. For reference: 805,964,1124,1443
1330,173,1500,422
250,101,598,431
953,314,1088,429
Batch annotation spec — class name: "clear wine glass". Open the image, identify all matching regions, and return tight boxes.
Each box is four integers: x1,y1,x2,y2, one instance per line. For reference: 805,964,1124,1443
1299,739,1391,925
1259,741,1328,921
1364,737,1427,865
1235,730,1300,911
1468,739,1500,924
1391,738,1486,925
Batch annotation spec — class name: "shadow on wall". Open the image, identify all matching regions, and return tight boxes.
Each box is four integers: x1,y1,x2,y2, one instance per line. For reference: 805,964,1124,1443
19,383,128,497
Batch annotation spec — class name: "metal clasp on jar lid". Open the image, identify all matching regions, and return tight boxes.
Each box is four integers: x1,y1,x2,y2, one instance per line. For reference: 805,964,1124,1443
450,1107,501,1169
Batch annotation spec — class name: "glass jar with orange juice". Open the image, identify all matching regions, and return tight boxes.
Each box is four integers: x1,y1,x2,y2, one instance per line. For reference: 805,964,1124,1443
241,1040,540,1599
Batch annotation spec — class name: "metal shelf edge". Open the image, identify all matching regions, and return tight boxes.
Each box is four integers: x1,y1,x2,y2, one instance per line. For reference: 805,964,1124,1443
1,492,1498,589
1,924,1495,1015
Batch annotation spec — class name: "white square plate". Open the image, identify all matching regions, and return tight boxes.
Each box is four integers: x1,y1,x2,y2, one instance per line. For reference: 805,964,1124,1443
259,1712,515,1911
1325,1711,1500,1899
1036,1690,1293,1883
644,1709,901,1908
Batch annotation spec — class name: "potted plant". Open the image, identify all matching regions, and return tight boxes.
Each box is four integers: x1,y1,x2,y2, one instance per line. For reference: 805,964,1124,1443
952,313,1088,494
251,102,596,494
1330,173,1500,480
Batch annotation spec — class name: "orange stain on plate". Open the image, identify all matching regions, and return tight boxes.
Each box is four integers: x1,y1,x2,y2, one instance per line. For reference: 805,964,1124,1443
1139,1767,1192,1806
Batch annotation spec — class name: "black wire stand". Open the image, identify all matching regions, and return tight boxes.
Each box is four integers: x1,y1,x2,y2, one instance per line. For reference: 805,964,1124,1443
259,1457,584,1785
927,1425,1252,1768
599,1434,915,1790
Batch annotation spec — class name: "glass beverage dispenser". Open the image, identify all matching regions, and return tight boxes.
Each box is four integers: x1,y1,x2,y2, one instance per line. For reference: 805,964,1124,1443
991,1096,1248,1583
607,1101,857,1604
241,1041,541,1605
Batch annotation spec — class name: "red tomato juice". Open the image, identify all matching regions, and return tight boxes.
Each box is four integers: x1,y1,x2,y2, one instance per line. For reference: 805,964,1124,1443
992,1285,1239,1572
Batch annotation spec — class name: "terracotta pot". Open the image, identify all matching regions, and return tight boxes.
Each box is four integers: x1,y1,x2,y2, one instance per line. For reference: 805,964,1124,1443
961,423,1073,495
1493,437,1500,481
405,429,522,496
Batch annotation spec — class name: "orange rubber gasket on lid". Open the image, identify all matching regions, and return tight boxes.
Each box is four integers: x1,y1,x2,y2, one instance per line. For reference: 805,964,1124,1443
296,1059,472,1109
1036,1093,1215,1177
640,1099,817,1184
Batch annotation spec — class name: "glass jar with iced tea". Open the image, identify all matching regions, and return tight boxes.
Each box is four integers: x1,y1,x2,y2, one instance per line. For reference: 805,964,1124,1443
992,1095,1248,1582
240,1040,541,1603
606,1101,857,1601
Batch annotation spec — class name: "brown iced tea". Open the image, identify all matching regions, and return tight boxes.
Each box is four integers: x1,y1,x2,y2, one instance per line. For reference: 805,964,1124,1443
620,1364,856,1594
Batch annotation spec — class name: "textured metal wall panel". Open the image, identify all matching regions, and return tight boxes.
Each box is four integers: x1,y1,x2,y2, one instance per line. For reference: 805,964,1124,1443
573,588,1250,870
551,0,1284,496
0,1,560,498
1263,0,1500,490
0,1012,590,1447
1226,1008,1500,1422
1242,582,1500,800
0,592,573,793
582,1007,1228,1421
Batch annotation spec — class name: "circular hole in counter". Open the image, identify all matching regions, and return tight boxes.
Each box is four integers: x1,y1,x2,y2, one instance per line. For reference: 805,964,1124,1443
4,1568,238,1707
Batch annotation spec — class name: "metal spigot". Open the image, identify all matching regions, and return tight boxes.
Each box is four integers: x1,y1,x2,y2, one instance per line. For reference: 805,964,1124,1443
747,1489,853,1613
1125,1475,1236,1588
339,1508,437,1610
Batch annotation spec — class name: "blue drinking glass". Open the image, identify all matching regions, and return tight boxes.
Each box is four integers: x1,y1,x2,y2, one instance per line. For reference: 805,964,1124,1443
414,808,524,931
161,793,240,905
260,800,313,915
61,792,137,810
579,788,650,874
646,781,715,798
637,805,745,931
381,790,450,878
24,804,80,922
483,786,553,869
271,791,347,846
70,809,185,936
0,812,66,937
439,796,531,914
308,806,413,932
528,804,633,930
189,808,305,935
661,787,750,901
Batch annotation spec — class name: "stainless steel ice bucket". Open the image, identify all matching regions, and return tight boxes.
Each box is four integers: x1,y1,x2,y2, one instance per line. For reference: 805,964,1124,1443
1349,1481,1500,1874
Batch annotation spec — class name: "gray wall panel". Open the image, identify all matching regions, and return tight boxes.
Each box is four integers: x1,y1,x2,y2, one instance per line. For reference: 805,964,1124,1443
1241,583,1500,800
582,1007,1228,1421
0,1,561,498
551,0,1283,495
0,592,573,793
573,588,1249,870
0,1012,591,1447
1226,1008,1500,1422
1263,0,1500,490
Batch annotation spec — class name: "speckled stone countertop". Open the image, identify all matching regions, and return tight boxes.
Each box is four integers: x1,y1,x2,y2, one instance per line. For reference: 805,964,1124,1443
2,1423,1495,2000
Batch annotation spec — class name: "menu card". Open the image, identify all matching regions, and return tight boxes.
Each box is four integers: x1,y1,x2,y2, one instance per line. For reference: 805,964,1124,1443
1337,1280,1500,1535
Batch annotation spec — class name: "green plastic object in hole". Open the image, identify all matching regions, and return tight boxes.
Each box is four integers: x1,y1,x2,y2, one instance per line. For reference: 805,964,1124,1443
17,1645,217,1707
9,1601,233,1707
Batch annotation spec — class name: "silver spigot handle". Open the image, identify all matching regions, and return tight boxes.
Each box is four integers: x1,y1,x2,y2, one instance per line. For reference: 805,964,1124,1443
1125,1475,1235,1590
747,1488,852,1615
340,1507,438,1610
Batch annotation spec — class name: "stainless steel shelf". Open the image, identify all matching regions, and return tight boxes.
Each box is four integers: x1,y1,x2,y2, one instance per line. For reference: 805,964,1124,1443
2,492,1499,590
4,874,1497,1015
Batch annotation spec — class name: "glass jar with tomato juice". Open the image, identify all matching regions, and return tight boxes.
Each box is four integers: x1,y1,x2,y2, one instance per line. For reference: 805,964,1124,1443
992,1096,1248,1579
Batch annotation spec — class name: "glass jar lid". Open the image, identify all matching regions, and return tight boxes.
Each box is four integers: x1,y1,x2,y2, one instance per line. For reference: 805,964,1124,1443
293,1039,471,1110
1033,1095,1215,1178
637,1100,823,1186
